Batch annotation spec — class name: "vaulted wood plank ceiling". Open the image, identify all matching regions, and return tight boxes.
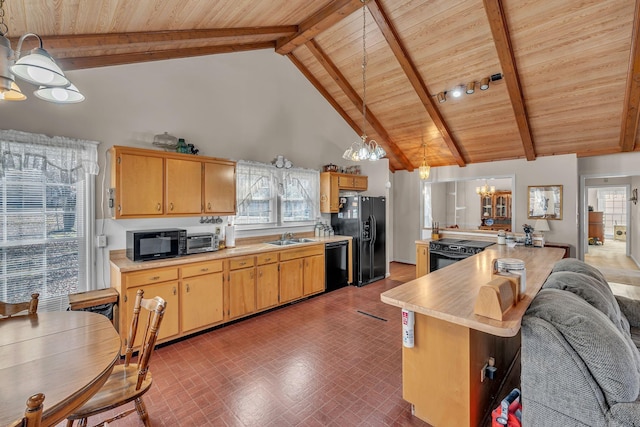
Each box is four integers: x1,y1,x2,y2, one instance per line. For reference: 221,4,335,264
5,0,640,171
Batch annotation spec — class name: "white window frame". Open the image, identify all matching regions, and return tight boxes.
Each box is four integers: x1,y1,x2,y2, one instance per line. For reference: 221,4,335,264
0,130,98,312
235,160,319,229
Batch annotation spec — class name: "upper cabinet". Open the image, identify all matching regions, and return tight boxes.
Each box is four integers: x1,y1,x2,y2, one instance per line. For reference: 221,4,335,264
320,172,368,213
479,191,512,231
110,146,236,219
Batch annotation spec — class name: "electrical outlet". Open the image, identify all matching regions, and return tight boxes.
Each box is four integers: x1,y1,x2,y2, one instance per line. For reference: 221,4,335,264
96,234,108,247
215,227,221,235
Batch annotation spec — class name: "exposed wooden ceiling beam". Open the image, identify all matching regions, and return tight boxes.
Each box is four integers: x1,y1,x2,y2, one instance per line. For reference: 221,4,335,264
620,0,640,152
306,39,414,170
57,42,274,71
367,0,467,167
483,0,536,161
287,53,396,173
10,27,297,51
275,0,363,55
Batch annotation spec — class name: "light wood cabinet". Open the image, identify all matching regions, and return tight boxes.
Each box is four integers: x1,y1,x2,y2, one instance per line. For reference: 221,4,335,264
280,244,325,300
256,252,279,310
227,256,256,320
113,151,164,217
416,243,429,278
124,280,179,344
110,146,236,218
181,260,224,333
320,172,368,213
303,255,325,295
203,161,236,215
165,158,203,215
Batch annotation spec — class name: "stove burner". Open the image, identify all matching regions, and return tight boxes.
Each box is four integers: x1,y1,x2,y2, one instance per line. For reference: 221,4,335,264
429,238,494,255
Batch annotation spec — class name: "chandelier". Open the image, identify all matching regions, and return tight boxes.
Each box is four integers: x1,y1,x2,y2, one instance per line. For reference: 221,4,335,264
0,0,84,103
476,181,496,197
342,0,386,162
419,142,430,180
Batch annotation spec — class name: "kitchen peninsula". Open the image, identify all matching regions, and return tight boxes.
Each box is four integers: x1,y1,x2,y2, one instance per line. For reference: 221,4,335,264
381,245,565,427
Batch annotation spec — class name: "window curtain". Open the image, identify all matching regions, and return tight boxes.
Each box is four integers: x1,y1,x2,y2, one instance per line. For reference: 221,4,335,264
236,160,278,225
0,129,99,180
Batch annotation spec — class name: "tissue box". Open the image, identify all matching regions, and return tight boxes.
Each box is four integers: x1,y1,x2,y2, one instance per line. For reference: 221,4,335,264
533,235,545,247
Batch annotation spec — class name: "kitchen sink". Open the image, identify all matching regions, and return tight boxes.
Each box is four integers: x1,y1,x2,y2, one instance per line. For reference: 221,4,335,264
265,238,316,246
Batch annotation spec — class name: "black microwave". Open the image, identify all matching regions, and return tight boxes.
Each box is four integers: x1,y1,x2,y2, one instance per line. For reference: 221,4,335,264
126,228,187,262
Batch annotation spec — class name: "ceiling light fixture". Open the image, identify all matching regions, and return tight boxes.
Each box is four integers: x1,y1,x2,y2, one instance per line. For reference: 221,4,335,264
419,141,430,180
476,181,496,197
0,0,84,103
342,0,386,162
435,73,501,103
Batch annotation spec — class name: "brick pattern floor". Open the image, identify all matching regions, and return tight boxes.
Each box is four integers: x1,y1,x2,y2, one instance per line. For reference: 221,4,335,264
63,263,430,426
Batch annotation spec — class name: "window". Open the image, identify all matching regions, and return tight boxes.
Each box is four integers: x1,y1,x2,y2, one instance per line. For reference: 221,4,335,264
235,161,319,227
596,187,627,238
0,130,99,312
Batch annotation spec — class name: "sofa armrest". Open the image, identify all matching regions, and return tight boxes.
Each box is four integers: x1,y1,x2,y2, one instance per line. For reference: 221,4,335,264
610,401,640,426
616,295,640,328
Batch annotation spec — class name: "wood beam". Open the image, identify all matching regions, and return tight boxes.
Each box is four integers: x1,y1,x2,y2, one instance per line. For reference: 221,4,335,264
287,53,396,172
483,0,536,161
276,0,363,55
10,27,297,50
620,0,640,152
306,39,414,170
57,42,274,71
367,0,467,167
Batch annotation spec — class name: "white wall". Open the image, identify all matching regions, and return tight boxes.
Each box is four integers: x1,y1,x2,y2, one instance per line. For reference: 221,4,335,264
392,170,420,264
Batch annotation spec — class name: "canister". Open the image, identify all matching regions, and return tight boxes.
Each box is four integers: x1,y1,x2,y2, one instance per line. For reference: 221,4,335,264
496,258,526,296
497,230,506,245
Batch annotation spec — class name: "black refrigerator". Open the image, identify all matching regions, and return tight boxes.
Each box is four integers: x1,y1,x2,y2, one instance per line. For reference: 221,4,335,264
331,196,386,286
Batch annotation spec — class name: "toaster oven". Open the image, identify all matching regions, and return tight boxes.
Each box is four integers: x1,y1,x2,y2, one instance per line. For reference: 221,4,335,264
186,233,219,254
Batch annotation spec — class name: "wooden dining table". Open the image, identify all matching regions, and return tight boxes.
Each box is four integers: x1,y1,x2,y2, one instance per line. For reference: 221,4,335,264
0,311,121,427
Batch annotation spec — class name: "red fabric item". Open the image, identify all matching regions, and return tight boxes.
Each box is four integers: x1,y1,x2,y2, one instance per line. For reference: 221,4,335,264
491,399,521,427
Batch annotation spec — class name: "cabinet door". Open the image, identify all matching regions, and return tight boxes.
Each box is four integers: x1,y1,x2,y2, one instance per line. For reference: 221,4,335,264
352,175,368,191
494,194,508,218
481,195,493,219
303,254,325,295
416,243,429,277
181,272,223,332
116,152,164,217
337,175,354,189
228,268,256,319
279,259,304,303
165,158,202,215
256,263,279,310
329,174,339,212
204,161,236,215
124,281,179,347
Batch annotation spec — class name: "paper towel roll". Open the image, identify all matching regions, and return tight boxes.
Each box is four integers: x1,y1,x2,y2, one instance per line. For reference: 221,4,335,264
225,225,236,248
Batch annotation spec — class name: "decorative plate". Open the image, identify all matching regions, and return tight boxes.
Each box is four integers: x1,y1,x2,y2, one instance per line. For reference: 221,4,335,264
485,218,494,226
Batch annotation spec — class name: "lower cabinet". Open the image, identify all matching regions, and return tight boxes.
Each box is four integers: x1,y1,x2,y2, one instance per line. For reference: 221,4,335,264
228,264,256,319
303,254,325,295
416,243,429,278
256,253,279,310
280,258,304,303
280,244,325,302
124,280,180,346
181,260,224,333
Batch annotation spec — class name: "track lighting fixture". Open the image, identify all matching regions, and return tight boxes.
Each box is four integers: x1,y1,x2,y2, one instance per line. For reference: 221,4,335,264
434,73,502,103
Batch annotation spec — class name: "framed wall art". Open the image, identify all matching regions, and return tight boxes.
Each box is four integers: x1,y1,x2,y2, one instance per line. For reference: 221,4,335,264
528,185,563,220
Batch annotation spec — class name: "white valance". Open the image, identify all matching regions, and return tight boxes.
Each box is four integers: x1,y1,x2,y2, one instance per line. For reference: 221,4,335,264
0,129,99,182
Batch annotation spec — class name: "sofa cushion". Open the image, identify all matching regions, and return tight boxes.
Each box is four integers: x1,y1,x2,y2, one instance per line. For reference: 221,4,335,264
551,258,609,285
543,271,628,334
526,289,640,406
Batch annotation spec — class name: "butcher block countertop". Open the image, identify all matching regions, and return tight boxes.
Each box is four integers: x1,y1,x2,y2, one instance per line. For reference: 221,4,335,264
381,245,565,337
110,235,351,273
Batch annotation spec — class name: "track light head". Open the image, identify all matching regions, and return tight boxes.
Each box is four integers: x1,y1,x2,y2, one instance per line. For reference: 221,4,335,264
480,77,490,90
465,81,475,94
451,86,463,98
437,92,446,103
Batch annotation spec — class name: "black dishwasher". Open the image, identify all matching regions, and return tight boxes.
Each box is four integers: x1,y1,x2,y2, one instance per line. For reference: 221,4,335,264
325,240,349,292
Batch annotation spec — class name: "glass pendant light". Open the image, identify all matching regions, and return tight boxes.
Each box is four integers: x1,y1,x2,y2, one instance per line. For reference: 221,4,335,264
419,142,430,180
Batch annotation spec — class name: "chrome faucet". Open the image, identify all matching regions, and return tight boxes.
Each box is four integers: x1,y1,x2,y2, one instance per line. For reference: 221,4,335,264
281,232,293,241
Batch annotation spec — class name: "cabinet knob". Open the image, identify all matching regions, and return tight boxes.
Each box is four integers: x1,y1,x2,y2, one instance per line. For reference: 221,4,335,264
201,268,209,272
239,261,246,266
169,202,174,211
150,276,160,280
259,271,263,277
173,286,177,295
156,203,161,211
207,202,212,210
186,284,190,292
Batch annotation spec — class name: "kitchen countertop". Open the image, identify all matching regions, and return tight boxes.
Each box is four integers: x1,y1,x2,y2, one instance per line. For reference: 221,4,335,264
110,235,352,273
380,245,565,337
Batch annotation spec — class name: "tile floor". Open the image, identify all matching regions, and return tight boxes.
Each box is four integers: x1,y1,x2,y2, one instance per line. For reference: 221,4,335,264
66,263,430,427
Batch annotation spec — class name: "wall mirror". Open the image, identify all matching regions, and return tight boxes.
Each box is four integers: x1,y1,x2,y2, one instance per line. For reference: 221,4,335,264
528,185,563,220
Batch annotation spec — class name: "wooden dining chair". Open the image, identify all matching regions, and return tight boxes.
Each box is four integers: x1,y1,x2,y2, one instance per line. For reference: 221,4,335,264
66,290,166,427
8,393,45,427
0,293,39,318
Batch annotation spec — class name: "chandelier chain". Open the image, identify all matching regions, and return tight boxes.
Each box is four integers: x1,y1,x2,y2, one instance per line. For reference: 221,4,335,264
361,0,368,139
0,0,8,36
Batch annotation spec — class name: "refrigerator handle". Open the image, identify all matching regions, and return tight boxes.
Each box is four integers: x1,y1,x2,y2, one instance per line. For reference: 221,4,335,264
371,215,376,245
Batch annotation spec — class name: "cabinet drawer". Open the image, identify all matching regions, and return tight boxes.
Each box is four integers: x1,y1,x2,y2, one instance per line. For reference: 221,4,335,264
182,260,223,278
280,244,324,261
229,256,255,270
256,252,278,265
123,267,179,288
